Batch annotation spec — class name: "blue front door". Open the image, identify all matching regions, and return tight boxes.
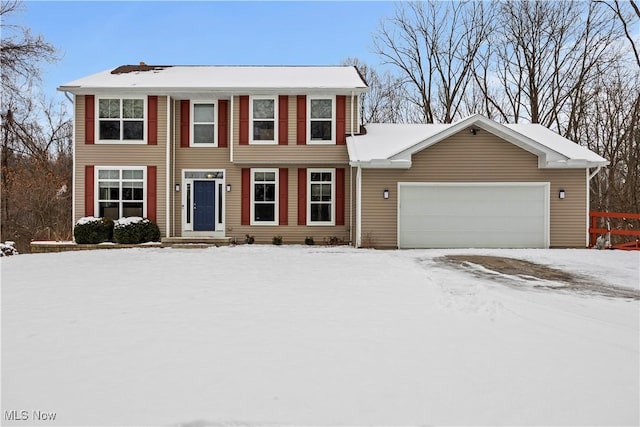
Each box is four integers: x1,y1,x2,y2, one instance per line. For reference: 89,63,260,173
193,180,215,231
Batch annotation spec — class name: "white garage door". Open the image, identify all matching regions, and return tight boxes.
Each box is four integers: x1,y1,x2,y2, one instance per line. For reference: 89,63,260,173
398,183,549,249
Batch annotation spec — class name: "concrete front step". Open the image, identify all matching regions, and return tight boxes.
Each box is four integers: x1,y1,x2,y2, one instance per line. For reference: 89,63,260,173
161,237,233,248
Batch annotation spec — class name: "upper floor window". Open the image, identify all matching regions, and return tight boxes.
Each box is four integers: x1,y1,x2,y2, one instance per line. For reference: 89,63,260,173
250,96,277,144
308,96,335,144
96,167,146,219
191,101,217,147
98,98,145,142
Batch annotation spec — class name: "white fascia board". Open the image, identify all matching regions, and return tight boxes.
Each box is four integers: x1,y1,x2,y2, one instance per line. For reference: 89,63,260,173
349,159,412,169
543,159,610,169
58,86,368,97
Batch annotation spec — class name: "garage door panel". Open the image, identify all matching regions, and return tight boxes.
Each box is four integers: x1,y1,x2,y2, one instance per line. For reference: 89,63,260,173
398,183,549,248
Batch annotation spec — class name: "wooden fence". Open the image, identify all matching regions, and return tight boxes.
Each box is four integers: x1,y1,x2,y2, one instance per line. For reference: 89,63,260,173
589,211,640,250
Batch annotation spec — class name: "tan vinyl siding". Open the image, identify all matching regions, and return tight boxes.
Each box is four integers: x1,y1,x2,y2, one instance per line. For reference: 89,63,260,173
170,99,232,237
232,96,351,165
225,166,352,245
360,130,588,248
74,95,168,236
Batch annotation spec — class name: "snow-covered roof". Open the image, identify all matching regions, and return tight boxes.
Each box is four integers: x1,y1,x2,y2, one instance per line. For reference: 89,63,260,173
347,114,608,169
58,65,368,95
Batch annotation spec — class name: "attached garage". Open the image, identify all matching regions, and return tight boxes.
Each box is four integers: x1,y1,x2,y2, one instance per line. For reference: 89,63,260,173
398,182,550,248
347,115,609,249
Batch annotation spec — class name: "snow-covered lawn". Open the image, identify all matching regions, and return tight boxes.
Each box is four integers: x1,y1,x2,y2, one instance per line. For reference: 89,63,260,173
2,246,638,426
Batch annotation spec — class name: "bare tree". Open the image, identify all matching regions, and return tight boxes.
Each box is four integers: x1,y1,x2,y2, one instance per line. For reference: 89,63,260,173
342,57,410,124
373,0,493,123
1,0,71,251
596,0,640,69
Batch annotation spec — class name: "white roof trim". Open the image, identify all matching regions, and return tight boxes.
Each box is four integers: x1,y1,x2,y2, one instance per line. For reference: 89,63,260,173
346,114,608,169
58,65,369,94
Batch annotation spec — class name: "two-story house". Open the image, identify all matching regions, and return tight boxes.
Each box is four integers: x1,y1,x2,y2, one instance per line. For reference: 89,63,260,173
59,64,608,249
60,64,367,246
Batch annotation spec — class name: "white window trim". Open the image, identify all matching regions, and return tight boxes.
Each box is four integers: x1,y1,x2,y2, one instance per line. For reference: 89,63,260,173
94,166,147,219
251,168,279,226
307,168,335,226
307,95,336,145
249,95,278,145
190,100,218,147
96,96,147,144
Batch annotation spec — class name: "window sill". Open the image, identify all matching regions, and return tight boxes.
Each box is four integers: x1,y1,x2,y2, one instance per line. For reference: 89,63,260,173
307,140,335,145
96,140,147,145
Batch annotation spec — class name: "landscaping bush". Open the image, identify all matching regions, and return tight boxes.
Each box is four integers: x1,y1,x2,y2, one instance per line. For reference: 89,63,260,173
113,217,160,244
245,234,255,244
272,235,283,245
74,217,114,244
0,241,19,256
305,236,315,245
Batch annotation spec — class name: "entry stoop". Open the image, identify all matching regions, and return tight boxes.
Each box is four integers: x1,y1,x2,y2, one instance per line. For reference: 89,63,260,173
161,237,234,248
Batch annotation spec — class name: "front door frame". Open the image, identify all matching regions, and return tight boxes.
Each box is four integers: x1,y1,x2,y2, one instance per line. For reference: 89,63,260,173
182,169,225,237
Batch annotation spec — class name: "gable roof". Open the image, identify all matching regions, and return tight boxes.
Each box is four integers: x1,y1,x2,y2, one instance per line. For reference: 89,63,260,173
346,114,608,169
58,65,369,95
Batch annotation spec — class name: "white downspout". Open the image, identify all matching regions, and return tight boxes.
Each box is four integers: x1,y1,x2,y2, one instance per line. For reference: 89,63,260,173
172,99,177,237
350,92,356,247
349,91,360,248
65,92,76,236
588,165,602,181
356,165,362,248
230,96,234,163
165,96,171,238
587,165,604,248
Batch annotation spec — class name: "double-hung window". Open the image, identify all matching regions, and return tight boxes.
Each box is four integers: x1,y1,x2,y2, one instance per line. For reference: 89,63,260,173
308,96,335,144
308,169,334,225
98,98,145,142
251,169,278,225
250,96,277,144
96,167,145,219
191,101,216,146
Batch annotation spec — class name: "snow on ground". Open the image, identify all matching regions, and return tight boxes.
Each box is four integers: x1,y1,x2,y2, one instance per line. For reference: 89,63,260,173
1,246,638,426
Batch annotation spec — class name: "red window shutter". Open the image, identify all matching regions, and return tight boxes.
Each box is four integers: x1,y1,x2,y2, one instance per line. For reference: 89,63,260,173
241,168,250,225
278,95,288,145
296,95,306,145
279,168,288,225
336,168,345,225
147,96,158,145
298,168,307,225
85,165,94,216
218,99,229,148
147,166,157,222
85,95,94,144
239,96,249,145
180,100,190,148
336,95,346,145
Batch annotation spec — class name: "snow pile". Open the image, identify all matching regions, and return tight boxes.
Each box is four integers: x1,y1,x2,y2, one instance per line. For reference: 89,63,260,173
114,216,145,227
0,240,18,256
75,216,103,226
2,247,638,426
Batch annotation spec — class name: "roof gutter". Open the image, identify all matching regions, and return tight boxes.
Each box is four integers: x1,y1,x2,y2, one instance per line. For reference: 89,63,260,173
349,159,412,169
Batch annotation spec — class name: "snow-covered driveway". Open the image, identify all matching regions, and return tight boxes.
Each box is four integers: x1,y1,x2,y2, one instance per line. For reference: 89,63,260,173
2,246,639,426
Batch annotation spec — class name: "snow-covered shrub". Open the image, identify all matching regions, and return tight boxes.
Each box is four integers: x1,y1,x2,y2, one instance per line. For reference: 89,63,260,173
74,217,114,244
113,217,160,244
0,241,19,256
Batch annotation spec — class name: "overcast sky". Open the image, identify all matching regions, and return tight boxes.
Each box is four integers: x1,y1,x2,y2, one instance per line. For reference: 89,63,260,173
12,1,396,101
